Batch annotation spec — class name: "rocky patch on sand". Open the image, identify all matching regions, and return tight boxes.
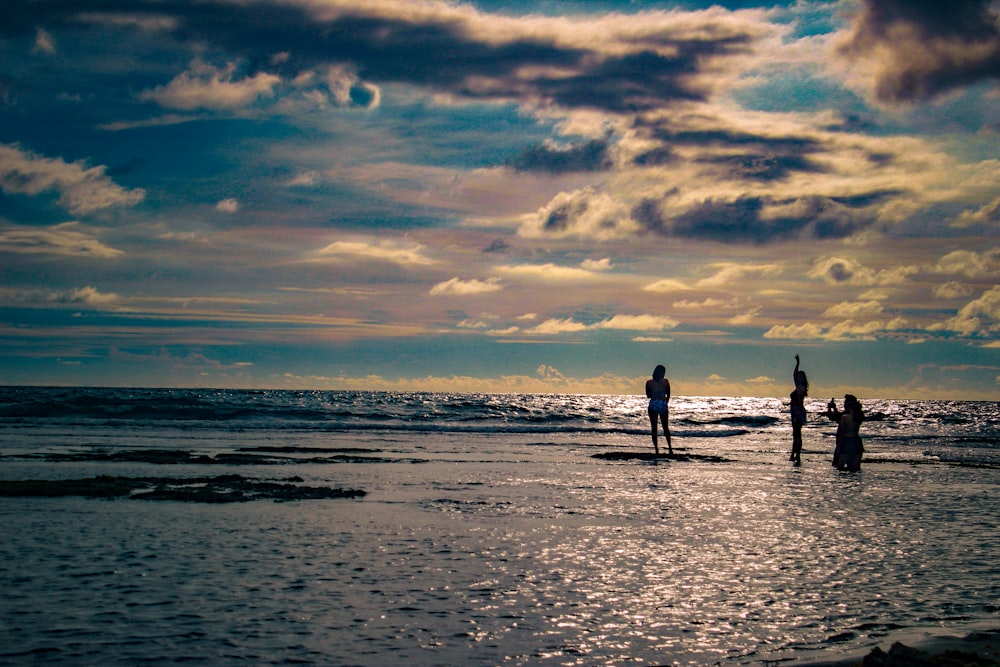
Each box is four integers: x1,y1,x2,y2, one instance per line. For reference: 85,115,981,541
0,474,366,503
592,451,731,463
4,447,407,465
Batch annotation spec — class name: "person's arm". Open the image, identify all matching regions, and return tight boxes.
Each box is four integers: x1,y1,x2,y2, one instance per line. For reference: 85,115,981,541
664,379,671,401
645,379,653,399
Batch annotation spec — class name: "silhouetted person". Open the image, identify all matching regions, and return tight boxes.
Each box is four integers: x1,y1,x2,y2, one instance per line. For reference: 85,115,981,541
790,354,808,463
827,394,864,471
646,364,672,456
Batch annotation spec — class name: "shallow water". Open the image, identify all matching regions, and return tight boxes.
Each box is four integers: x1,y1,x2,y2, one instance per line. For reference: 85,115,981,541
0,390,998,665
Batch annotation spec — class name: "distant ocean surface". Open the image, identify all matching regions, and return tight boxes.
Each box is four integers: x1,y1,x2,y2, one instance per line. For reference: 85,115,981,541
1,387,998,665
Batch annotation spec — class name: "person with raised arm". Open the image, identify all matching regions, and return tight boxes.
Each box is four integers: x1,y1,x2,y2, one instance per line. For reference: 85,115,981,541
789,354,808,463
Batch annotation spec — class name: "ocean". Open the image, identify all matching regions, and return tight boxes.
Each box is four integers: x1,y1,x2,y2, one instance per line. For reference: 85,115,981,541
0,386,997,666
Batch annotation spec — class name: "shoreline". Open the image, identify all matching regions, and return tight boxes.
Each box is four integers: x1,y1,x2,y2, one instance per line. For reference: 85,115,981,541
799,628,1000,666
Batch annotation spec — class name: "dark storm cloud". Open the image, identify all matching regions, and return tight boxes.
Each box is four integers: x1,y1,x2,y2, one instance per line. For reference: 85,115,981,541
697,153,822,181
632,192,894,243
839,0,1000,104
0,0,762,113
508,137,612,173
639,123,828,180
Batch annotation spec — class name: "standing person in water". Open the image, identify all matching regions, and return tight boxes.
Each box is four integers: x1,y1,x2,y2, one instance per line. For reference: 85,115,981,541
646,364,672,456
789,354,808,463
827,394,865,471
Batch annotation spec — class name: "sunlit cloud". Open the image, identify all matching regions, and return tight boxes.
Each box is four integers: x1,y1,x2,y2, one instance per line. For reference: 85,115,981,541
429,277,503,296
931,286,1000,337
644,279,691,293
0,222,123,258
933,249,1000,279
139,59,281,111
765,313,908,341
934,282,973,299
673,298,739,309
696,263,781,288
526,318,591,335
0,144,145,215
809,256,917,286
526,313,678,335
580,258,613,272
953,196,1000,228
597,314,679,331
315,239,435,265
728,307,761,325
497,262,605,282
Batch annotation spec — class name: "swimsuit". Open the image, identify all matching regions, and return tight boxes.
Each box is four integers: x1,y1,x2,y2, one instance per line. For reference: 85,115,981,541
649,399,668,413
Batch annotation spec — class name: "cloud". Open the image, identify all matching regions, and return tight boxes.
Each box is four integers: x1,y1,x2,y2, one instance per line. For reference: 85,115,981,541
673,298,734,309
32,27,56,54
696,263,781,288
216,198,239,213
526,318,591,335
728,307,761,325
580,258,613,272
316,239,435,265
934,282,973,299
836,0,1000,105
933,249,1000,278
0,222,123,258
931,286,1000,336
821,300,884,319
508,137,613,173
762,322,825,340
8,0,778,115
139,60,281,111
954,196,1000,227
0,285,120,307
520,187,635,240
497,261,605,281
636,193,887,243
597,314,679,331
644,279,690,293
809,256,917,286
526,313,678,335
0,144,145,215
763,316,907,342
429,277,503,296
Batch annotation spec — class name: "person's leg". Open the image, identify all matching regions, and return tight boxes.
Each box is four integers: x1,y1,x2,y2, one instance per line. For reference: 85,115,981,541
648,410,659,456
659,412,672,454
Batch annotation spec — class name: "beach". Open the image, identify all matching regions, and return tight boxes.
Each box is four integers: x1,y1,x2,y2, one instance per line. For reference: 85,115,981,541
1,388,998,665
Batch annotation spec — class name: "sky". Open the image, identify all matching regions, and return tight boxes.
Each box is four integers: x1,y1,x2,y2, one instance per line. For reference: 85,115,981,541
1,0,999,399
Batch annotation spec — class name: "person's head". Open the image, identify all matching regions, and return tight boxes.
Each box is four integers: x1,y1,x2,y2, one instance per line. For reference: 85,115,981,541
652,364,666,381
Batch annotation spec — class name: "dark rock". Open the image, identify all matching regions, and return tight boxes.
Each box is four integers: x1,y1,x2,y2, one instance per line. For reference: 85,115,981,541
592,451,731,463
0,475,366,503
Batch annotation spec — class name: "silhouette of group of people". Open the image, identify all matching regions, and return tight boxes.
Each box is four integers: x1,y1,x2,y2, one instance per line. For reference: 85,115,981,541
645,357,864,470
